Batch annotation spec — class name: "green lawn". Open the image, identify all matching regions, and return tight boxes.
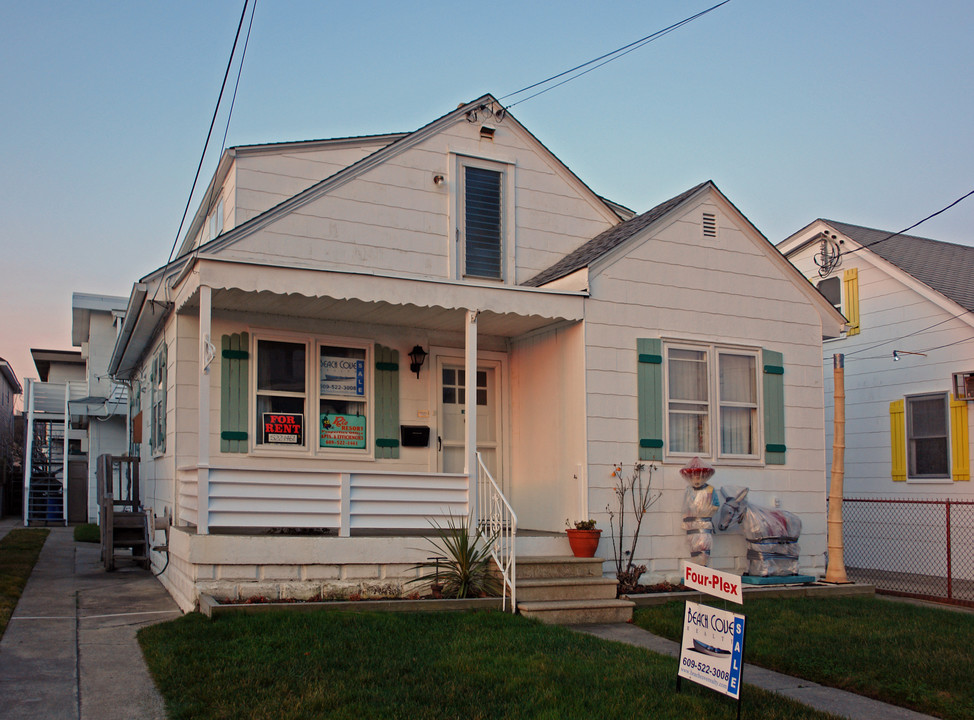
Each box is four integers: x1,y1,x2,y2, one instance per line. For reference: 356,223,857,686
139,610,840,720
634,596,974,720
0,528,49,638
73,523,100,543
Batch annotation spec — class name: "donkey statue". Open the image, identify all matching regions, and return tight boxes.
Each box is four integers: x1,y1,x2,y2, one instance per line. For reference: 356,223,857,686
716,486,802,577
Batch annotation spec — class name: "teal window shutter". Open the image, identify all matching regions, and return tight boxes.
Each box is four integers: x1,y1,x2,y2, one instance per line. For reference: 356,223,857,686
374,345,400,459
763,348,786,465
637,338,664,461
220,333,249,453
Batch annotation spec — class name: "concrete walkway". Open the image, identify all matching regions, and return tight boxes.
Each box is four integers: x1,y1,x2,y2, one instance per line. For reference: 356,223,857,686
574,623,939,720
0,524,181,720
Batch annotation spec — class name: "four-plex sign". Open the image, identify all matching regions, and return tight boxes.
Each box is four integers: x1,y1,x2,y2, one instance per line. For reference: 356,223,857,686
677,561,746,705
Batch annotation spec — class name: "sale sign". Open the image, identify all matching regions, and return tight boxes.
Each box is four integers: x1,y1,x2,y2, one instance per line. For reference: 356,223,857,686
678,601,746,700
682,561,743,604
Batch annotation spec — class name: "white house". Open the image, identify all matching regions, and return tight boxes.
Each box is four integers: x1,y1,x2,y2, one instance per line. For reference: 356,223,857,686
779,221,973,578
109,95,844,612
21,295,130,524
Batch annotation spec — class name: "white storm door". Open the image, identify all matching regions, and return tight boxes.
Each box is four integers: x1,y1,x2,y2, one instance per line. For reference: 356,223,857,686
437,362,499,482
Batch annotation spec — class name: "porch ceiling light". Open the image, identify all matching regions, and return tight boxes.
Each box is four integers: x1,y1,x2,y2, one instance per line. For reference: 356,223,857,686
409,345,428,378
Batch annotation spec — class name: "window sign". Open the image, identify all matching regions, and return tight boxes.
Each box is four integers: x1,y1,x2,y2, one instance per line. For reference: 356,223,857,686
262,413,304,445
320,414,366,449
320,355,366,397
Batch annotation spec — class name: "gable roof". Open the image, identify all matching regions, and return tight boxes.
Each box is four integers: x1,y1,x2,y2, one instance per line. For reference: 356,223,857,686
822,220,974,313
523,182,709,287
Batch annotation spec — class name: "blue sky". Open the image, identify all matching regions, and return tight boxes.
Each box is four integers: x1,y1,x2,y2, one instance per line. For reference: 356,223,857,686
2,0,972,391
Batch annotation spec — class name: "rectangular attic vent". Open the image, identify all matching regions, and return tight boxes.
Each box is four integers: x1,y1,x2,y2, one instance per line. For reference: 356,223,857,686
702,212,717,238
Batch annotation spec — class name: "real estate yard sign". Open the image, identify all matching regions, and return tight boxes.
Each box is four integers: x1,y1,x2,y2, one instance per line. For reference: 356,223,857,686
677,561,746,706
678,600,746,700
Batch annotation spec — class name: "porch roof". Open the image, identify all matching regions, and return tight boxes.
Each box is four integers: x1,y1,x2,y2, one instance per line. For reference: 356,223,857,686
173,256,587,337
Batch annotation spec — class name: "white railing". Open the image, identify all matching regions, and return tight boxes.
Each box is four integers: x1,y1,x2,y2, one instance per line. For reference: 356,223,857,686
179,465,469,536
476,452,517,612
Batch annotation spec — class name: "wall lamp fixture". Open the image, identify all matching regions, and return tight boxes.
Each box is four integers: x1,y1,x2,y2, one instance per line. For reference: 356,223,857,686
409,345,428,378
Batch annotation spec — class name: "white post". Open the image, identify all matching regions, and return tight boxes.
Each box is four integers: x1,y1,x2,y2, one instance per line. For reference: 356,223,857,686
62,382,70,525
198,285,212,534
464,310,479,523
22,379,34,526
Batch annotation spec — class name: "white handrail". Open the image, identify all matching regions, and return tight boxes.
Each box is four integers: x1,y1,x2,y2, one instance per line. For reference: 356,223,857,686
476,452,516,612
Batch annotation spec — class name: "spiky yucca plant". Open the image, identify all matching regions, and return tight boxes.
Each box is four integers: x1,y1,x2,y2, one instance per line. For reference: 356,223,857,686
408,516,501,599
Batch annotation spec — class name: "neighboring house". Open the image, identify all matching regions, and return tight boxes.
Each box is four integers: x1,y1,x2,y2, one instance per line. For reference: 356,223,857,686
779,221,974,573
0,357,22,516
109,94,844,611
22,295,129,524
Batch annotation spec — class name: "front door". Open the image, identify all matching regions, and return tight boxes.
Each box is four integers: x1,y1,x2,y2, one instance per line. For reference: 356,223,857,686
437,361,500,485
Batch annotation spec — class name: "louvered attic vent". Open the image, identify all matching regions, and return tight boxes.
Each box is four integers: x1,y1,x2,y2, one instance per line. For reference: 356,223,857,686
702,212,717,237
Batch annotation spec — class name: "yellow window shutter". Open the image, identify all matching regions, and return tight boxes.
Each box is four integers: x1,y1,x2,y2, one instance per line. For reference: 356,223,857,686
950,394,970,481
890,399,906,481
844,268,860,336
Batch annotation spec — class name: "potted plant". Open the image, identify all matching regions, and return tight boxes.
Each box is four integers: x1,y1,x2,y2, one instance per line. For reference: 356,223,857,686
565,519,602,558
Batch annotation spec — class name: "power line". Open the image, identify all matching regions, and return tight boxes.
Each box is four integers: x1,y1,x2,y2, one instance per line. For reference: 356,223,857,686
828,334,974,362
500,1,731,109
842,310,974,358
838,188,974,258
152,0,253,303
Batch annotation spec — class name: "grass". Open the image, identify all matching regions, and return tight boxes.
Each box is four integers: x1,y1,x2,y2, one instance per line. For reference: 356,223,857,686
0,528,50,639
139,610,840,720
634,596,974,720
73,523,100,543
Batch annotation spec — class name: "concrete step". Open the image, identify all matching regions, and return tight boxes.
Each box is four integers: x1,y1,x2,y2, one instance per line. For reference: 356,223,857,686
514,556,606,580
518,598,634,625
517,577,619,602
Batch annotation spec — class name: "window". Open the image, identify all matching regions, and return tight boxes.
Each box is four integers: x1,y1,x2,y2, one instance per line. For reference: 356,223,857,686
255,339,307,448
664,344,761,460
208,197,224,240
817,277,841,313
149,344,167,455
463,165,502,279
906,393,949,479
252,336,373,453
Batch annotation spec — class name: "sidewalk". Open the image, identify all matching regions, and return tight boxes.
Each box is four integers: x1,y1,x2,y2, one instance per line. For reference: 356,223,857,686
0,525,181,720
575,623,939,720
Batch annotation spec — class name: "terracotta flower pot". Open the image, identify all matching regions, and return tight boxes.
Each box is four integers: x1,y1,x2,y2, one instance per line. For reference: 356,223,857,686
566,528,602,558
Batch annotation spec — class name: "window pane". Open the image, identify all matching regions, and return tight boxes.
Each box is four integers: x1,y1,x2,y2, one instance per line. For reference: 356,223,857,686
255,395,305,446
907,395,949,477
719,354,756,404
257,340,305,392
818,277,841,310
721,406,756,455
319,345,366,398
669,412,708,454
465,166,502,279
669,350,708,401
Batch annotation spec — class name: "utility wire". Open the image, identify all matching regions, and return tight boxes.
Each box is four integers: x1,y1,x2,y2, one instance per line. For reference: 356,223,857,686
501,1,731,108
152,0,252,303
838,188,974,258
829,334,974,362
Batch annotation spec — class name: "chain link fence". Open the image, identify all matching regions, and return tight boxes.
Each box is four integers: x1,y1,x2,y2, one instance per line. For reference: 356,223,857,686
842,497,974,607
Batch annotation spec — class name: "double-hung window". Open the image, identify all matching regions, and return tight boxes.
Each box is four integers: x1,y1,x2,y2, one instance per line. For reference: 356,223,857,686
149,343,167,455
253,336,371,453
906,393,949,479
665,344,760,460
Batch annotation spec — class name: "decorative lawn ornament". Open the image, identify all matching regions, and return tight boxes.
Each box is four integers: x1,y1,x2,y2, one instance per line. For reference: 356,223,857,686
716,486,802,577
680,457,719,566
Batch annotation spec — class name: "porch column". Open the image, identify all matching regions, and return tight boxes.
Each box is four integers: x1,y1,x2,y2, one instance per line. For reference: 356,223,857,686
197,285,212,534
464,309,479,523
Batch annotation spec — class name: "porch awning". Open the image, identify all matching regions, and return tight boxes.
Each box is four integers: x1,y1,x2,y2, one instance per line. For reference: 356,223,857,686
173,256,586,337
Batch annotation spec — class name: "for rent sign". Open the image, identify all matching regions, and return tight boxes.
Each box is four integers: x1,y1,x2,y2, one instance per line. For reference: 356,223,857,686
262,413,304,445
678,601,746,700
682,561,743,604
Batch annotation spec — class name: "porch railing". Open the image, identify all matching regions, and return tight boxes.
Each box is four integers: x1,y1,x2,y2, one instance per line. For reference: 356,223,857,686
476,452,517,612
177,466,469,536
